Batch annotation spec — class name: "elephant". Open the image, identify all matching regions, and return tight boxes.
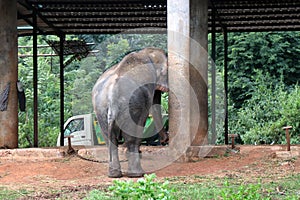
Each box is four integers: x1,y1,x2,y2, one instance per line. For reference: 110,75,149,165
92,47,168,178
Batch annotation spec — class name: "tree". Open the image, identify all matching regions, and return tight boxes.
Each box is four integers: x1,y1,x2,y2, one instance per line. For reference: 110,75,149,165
224,32,300,108
209,31,300,144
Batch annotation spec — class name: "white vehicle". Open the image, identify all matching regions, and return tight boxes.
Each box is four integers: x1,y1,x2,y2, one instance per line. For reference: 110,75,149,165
57,113,168,146
56,114,105,146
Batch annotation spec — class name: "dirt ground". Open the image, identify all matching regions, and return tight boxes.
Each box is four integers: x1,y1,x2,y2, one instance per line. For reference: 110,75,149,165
0,145,299,199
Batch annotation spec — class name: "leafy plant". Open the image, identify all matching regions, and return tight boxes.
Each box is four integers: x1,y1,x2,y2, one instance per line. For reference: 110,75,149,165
108,173,175,200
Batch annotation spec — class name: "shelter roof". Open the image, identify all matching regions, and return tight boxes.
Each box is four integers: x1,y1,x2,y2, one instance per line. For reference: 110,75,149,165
17,0,300,36
210,0,300,32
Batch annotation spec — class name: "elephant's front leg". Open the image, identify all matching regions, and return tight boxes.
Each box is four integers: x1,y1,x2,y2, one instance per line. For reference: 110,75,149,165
152,91,169,145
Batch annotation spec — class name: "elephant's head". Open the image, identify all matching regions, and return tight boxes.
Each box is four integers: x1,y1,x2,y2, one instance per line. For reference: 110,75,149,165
146,48,168,92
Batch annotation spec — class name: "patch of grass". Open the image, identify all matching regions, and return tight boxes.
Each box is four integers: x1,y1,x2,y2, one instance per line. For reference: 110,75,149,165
172,174,300,200
26,173,298,200
0,187,31,200
264,174,300,200
174,182,218,199
84,190,112,200
84,174,300,200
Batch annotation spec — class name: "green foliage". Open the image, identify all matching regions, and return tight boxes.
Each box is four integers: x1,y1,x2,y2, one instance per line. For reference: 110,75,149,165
3,174,300,199
68,56,100,115
213,32,300,109
106,38,130,68
171,174,300,200
161,92,169,114
229,70,300,144
108,174,175,200
85,174,175,200
18,36,65,147
84,190,111,200
176,180,264,200
207,65,226,144
174,181,217,199
210,31,300,144
220,181,264,200
0,187,30,200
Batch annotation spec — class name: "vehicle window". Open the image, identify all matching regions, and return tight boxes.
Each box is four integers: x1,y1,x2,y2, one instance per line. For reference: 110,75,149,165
64,118,84,136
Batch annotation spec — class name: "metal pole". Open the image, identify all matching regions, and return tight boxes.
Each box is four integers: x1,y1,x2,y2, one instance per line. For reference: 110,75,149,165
211,7,216,143
59,34,65,146
223,28,229,145
33,10,38,147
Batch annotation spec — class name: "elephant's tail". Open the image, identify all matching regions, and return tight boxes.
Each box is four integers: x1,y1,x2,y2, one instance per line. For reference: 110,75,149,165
107,104,116,162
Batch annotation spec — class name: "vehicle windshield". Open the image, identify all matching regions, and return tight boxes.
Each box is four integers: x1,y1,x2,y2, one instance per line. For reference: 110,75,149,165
64,118,84,136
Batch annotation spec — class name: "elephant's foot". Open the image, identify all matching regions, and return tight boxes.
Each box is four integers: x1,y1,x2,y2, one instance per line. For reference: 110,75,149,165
127,170,145,178
109,162,122,178
127,162,145,178
108,167,122,178
127,152,145,178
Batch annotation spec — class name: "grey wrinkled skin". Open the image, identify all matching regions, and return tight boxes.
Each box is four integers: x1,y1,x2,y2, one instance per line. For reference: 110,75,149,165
92,47,168,178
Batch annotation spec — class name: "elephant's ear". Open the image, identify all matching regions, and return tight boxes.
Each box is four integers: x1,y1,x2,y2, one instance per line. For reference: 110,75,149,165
147,49,168,74
146,48,167,64
116,50,152,76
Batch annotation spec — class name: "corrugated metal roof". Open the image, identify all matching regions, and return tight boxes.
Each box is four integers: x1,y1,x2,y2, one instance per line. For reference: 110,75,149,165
17,0,300,36
17,0,167,35
210,0,300,32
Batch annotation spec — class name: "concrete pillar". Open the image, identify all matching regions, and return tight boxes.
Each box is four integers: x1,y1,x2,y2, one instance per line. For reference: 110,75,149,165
189,0,208,146
168,0,208,158
0,0,18,148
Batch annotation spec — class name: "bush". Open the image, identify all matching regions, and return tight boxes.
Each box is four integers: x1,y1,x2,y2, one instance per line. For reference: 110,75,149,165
109,174,175,200
85,174,176,200
229,70,300,144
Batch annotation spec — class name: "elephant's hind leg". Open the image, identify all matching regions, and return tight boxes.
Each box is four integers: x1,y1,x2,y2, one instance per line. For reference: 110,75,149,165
124,134,145,178
108,121,122,178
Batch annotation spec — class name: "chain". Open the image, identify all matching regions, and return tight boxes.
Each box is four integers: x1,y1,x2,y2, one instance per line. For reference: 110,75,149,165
0,83,10,111
66,149,127,163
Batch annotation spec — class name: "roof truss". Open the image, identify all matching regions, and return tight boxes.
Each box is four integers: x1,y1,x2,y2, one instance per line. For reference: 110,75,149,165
17,0,300,36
